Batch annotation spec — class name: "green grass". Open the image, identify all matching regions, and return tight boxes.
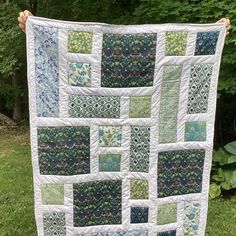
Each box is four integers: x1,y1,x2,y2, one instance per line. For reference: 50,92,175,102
0,130,236,235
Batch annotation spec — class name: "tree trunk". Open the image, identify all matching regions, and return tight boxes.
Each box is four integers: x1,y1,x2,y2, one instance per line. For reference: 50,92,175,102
12,73,22,122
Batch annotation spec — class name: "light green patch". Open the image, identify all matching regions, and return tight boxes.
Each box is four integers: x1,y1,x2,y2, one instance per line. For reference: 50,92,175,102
185,121,206,141
130,179,149,199
41,184,64,205
68,31,93,53
99,154,121,172
165,31,188,56
129,96,152,118
157,203,177,225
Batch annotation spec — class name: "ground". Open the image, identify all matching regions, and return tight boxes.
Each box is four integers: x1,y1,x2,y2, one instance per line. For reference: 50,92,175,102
0,130,236,236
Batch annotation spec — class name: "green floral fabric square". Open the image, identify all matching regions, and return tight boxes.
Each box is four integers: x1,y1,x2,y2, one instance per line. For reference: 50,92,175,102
41,184,64,205
99,126,122,147
165,31,188,56
68,62,91,86
68,31,93,53
43,212,66,236
99,154,121,172
185,121,206,141
73,180,122,227
157,203,177,225
130,96,152,118
130,179,149,199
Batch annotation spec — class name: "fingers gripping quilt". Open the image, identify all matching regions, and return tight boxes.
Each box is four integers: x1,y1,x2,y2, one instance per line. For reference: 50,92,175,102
26,16,226,236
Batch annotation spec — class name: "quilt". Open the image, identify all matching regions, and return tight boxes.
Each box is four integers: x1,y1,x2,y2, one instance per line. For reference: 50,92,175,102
26,16,226,236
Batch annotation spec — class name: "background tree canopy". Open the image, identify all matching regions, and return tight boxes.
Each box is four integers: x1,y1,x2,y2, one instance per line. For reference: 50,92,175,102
0,0,235,145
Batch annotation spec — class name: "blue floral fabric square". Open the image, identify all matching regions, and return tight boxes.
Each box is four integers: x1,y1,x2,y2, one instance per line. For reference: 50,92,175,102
157,149,205,198
73,180,122,227
131,207,149,223
195,31,219,55
185,121,206,141
37,126,90,175
101,33,156,87
99,154,121,172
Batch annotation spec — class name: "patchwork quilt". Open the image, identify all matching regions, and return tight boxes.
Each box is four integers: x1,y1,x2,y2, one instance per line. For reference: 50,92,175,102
26,16,226,236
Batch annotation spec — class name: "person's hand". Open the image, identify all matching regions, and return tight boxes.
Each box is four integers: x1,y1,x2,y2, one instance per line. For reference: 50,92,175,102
18,10,33,32
216,18,231,35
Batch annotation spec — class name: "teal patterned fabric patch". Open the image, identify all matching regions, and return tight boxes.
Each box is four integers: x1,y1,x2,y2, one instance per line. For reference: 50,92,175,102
43,212,66,236
185,121,206,141
37,126,90,175
157,149,205,198
27,17,225,236
99,126,122,147
99,154,121,172
73,180,122,227
130,126,150,172
101,33,156,87
187,64,213,114
69,95,120,118
68,62,91,86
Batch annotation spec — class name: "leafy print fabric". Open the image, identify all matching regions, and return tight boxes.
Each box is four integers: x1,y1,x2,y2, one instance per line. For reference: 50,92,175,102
27,16,225,236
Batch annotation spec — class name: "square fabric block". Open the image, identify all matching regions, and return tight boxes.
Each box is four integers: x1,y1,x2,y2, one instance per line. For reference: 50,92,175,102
130,179,149,199
165,31,188,56
187,64,213,114
43,212,66,236
130,96,152,118
195,31,219,55
131,207,149,223
99,154,121,172
157,230,176,236
157,203,177,225
99,126,122,147
184,201,200,236
101,33,156,87
73,180,122,227
130,126,150,172
185,121,206,141
41,184,64,205
37,126,90,175
68,31,93,53
157,149,205,198
76,231,148,236
69,95,120,118
68,62,91,86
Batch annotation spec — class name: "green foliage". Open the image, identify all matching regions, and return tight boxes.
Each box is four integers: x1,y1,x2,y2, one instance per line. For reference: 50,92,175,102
210,141,236,198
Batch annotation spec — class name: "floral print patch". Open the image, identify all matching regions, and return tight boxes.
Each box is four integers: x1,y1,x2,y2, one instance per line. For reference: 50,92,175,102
41,184,64,205
68,31,93,53
185,121,206,141
37,126,90,175
159,65,182,143
131,207,149,223
184,201,200,236
157,149,205,198
129,96,152,118
101,33,156,87
73,180,122,227
43,212,66,236
165,31,188,56
157,203,177,225
99,126,122,147
195,31,219,55
187,64,213,114
130,126,150,172
99,154,121,172
33,25,59,117
130,179,149,199
68,62,91,86
69,95,120,118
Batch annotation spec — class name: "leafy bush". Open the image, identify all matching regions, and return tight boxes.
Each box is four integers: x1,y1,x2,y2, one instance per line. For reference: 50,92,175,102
210,141,236,198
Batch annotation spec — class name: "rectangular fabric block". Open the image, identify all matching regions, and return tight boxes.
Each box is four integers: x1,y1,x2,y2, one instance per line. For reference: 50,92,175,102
26,16,226,236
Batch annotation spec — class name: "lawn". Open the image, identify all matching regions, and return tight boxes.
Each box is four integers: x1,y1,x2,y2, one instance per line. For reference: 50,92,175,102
0,130,236,236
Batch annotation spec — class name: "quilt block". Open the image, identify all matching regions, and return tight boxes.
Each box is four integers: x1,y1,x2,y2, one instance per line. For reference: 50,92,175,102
26,16,226,236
